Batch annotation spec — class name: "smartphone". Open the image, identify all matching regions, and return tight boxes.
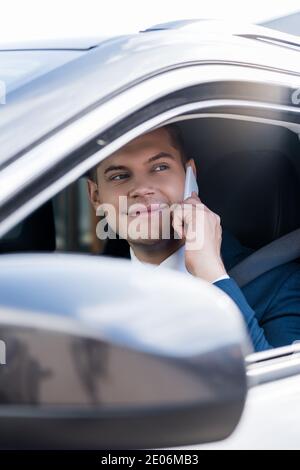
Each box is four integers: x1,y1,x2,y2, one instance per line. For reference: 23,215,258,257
183,165,199,199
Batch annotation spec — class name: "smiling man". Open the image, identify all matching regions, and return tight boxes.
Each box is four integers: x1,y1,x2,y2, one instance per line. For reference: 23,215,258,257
87,124,300,352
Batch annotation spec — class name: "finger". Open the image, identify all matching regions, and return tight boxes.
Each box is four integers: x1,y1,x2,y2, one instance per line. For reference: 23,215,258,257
192,191,202,202
182,196,203,207
182,201,210,216
171,209,184,240
190,191,203,205
210,211,221,223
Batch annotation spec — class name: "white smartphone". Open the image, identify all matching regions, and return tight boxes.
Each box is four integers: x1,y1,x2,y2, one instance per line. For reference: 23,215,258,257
183,165,199,199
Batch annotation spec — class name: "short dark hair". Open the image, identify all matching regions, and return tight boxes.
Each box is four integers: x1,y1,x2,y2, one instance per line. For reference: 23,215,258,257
86,123,188,182
163,123,188,165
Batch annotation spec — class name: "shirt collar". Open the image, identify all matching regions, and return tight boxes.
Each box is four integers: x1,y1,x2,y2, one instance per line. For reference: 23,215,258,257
130,244,191,276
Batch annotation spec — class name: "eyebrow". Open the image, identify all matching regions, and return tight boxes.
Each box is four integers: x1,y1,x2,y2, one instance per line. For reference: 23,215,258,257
103,152,175,175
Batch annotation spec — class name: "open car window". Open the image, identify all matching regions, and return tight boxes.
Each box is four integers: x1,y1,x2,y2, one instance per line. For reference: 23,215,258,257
2,116,300,254
1,115,300,362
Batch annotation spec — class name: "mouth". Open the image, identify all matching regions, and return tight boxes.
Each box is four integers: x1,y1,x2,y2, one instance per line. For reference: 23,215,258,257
127,203,169,217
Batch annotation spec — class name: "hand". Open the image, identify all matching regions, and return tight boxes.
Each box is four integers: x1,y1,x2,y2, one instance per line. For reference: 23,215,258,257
171,191,228,282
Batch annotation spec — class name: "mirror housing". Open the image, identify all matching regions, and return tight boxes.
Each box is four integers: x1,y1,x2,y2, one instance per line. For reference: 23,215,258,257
0,254,251,449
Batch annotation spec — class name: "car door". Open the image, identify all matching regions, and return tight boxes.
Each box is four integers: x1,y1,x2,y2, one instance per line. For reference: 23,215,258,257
181,347,300,450
1,21,300,448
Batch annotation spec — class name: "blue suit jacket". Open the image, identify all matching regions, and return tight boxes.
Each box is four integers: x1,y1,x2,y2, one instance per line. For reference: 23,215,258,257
215,230,300,352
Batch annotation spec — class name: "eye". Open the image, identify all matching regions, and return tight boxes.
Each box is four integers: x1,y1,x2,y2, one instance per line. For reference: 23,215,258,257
109,173,129,181
153,164,169,172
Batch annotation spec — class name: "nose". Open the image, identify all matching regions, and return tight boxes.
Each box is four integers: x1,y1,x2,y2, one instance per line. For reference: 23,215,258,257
128,177,156,199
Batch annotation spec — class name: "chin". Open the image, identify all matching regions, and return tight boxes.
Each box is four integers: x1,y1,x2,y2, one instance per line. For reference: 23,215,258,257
119,220,170,243
127,237,163,246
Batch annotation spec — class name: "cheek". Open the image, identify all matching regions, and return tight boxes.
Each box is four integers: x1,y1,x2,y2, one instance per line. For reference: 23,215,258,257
176,178,185,200
99,185,118,208
163,173,185,202
99,187,126,233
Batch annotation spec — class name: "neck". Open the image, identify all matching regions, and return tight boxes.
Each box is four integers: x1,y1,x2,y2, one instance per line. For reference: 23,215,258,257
129,238,184,265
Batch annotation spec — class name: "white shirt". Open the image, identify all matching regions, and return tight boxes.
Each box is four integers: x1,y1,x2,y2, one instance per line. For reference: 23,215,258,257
130,244,229,283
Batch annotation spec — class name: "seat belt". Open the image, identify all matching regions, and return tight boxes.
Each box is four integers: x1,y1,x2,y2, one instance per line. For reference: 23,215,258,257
228,228,300,288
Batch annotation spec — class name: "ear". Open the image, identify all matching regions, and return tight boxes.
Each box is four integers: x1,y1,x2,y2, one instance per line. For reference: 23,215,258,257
87,178,101,212
185,158,197,178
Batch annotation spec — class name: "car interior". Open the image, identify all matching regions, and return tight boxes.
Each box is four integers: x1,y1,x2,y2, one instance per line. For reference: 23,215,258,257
1,115,300,279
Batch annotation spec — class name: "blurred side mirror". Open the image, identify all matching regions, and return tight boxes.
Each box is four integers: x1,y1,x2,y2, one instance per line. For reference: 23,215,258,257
0,254,251,449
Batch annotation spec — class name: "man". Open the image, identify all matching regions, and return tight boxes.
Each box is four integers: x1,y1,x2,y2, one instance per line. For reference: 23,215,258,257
87,124,300,352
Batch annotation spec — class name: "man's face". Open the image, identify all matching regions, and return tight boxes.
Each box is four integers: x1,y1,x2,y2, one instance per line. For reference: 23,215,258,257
88,127,193,245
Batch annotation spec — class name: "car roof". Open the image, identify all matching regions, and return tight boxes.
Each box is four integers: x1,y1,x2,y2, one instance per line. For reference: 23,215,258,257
142,18,300,42
0,19,300,167
0,18,299,49
0,36,113,51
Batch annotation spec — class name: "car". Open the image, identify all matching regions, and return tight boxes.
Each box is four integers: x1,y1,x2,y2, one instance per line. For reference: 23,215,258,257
0,19,300,450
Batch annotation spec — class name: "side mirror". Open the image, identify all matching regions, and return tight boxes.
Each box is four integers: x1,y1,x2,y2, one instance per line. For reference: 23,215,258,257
0,254,251,449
